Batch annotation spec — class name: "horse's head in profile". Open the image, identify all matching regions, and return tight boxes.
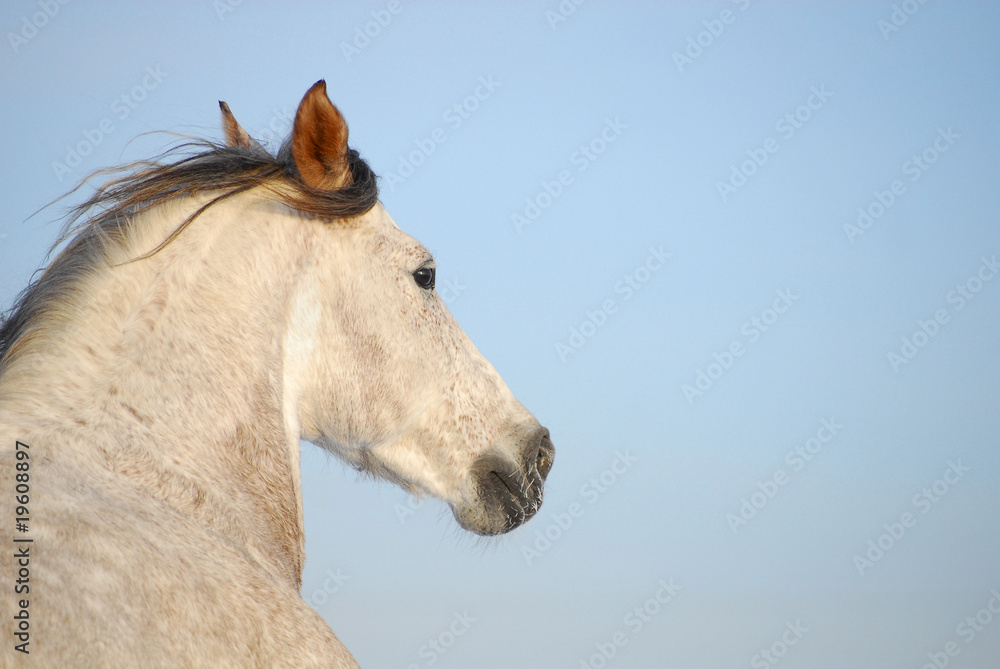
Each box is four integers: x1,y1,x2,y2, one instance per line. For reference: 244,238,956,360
1,81,554,538
271,82,554,535
0,80,554,667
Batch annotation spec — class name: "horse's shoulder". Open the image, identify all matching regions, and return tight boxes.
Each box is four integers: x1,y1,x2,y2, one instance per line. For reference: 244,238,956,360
0,441,357,667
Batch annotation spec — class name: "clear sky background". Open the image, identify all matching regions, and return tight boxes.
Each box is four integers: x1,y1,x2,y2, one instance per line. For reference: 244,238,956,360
2,2,999,667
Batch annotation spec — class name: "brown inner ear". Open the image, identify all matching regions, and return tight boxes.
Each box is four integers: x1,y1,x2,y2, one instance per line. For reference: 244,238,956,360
291,80,351,190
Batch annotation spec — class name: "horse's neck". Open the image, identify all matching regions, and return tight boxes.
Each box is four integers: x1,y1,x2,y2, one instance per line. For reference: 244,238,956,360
0,199,308,587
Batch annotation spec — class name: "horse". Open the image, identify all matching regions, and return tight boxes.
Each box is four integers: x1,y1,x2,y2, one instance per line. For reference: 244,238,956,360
0,80,554,668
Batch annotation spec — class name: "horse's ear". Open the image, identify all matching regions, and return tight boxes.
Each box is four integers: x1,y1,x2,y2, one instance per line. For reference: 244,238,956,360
218,101,261,150
291,80,351,190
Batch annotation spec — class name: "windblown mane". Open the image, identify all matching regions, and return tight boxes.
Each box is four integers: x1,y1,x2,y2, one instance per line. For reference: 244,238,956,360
0,136,379,367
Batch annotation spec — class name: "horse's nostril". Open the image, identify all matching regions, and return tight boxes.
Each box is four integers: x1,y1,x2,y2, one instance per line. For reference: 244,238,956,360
535,428,554,480
536,450,552,479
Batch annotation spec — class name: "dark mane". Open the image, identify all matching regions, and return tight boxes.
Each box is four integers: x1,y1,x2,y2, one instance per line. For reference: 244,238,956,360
0,135,379,366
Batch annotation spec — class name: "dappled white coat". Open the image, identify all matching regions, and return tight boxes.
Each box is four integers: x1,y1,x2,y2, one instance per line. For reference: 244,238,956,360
0,82,551,668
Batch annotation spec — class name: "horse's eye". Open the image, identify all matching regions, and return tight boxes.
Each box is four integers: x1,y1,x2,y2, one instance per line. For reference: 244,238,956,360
413,267,435,290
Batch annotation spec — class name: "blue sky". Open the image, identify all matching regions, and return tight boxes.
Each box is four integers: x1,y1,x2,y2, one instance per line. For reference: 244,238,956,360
2,2,999,667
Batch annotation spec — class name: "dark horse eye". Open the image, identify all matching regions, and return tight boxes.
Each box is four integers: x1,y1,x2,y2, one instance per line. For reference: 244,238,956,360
413,267,435,290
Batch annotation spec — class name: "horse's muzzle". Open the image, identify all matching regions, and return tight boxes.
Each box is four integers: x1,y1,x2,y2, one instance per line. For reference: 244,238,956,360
452,425,554,536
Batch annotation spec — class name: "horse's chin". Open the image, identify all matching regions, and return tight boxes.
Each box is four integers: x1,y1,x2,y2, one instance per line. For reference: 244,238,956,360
451,499,534,536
